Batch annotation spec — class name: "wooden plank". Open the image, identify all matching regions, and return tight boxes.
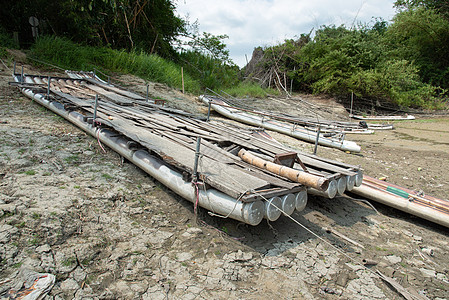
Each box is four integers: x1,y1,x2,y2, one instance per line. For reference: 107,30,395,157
51,90,94,108
94,111,271,198
85,78,146,100
82,83,135,106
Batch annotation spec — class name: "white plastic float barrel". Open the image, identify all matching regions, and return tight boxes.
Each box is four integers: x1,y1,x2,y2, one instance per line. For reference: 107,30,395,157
355,170,363,187
308,179,338,199
346,175,356,191
295,190,308,211
337,176,347,195
264,197,282,221
281,194,296,216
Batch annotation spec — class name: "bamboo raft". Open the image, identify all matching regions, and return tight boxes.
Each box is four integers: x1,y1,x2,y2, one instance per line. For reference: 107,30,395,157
200,95,362,152
201,93,394,134
12,70,363,225
350,114,415,121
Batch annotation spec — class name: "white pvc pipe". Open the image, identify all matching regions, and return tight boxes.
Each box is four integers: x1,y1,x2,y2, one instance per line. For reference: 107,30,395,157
352,184,449,228
295,190,308,211
337,176,347,195
308,179,338,199
346,175,356,191
264,197,282,221
281,193,296,216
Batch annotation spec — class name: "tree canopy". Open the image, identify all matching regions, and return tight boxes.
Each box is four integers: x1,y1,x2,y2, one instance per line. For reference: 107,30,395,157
244,5,449,109
0,0,184,57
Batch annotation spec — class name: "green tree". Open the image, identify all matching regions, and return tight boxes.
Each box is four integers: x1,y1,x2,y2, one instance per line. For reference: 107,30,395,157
385,7,449,88
0,0,184,57
394,0,449,17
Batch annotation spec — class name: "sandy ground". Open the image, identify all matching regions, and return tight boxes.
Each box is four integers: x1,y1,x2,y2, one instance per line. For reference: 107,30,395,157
0,60,448,299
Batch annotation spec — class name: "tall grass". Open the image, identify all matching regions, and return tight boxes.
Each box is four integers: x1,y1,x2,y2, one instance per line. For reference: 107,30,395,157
30,36,201,93
0,27,19,49
29,36,284,99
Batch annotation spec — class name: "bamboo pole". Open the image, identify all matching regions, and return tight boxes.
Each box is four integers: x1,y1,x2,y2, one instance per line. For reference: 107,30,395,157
181,67,185,94
238,149,328,190
362,177,449,212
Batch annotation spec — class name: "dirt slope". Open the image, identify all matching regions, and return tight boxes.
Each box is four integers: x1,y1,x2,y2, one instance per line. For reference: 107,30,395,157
0,61,448,299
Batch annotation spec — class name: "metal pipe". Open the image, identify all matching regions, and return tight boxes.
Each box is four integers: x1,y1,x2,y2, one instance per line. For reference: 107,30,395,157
193,137,201,182
313,126,321,155
207,100,212,122
93,94,99,125
47,76,51,99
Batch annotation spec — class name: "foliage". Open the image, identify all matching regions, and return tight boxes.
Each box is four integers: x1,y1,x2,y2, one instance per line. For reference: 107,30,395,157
394,0,449,17
0,0,184,57
30,36,201,93
173,20,239,90
177,50,239,90
254,13,448,109
385,7,449,88
175,19,233,65
0,27,19,49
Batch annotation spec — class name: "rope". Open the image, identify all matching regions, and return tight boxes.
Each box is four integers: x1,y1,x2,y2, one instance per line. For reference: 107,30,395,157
251,189,357,262
251,190,424,299
192,181,200,216
94,121,107,153
27,56,66,71
0,58,11,72
207,191,248,219
335,196,379,214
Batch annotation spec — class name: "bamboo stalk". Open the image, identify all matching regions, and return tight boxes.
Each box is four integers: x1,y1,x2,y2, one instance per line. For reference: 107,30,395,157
238,149,328,190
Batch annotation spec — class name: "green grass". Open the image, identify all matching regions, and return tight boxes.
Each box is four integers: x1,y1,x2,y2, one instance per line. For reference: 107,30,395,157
30,36,201,93
65,154,79,164
25,170,36,176
102,173,113,180
62,257,76,267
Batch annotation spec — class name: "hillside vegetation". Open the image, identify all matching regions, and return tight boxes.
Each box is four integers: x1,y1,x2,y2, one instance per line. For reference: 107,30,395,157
244,2,449,109
1,0,448,108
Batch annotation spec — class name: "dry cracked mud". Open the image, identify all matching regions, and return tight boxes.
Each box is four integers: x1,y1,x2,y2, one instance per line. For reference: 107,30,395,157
0,59,448,299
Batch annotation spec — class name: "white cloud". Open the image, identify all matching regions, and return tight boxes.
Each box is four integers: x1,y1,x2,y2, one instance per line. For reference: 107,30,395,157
176,0,396,67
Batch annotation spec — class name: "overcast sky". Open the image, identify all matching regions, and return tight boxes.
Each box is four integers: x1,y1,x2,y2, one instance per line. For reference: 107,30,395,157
175,0,397,67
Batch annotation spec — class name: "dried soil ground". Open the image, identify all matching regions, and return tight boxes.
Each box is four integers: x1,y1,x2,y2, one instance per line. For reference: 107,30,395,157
0,62,448,300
